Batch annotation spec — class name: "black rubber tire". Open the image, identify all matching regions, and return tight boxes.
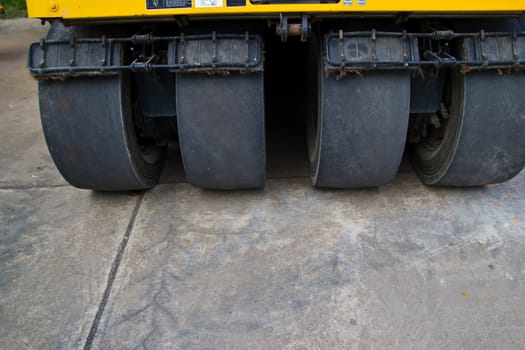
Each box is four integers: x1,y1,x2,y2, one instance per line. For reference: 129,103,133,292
40,75,165,191
411,19,525,186
308,38,410,188
176,72,266,190
39,23,165,191
411,70,525,186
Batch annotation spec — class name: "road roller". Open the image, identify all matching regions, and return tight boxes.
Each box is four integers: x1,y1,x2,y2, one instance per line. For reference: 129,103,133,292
26,0,525,190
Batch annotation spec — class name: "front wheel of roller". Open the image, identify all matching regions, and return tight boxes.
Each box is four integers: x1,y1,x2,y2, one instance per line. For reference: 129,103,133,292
39,73,166,191
176,72,266,190
411,71,525,186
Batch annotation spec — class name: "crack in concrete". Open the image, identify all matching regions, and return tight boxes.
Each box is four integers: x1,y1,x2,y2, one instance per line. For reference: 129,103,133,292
0,176,310,191
0,184,70,190
83,192,145,350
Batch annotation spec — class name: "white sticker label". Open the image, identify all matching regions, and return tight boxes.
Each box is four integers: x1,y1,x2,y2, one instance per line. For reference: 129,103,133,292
344,0,353,5
357,0,366,5
195,0,223,8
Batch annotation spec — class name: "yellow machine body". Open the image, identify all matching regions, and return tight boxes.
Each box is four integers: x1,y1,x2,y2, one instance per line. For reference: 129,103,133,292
25,0,525,21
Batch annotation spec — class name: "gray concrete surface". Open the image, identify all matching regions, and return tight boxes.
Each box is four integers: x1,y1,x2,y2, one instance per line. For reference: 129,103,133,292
0,188,140,348
0,19,66,188
1,19,524,350
92,178,525,350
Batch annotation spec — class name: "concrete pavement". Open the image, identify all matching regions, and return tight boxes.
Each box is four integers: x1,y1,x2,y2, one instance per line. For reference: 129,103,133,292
1,19,524,350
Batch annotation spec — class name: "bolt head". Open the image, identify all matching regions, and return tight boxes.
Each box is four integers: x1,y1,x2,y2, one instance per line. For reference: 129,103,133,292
49,1,59,12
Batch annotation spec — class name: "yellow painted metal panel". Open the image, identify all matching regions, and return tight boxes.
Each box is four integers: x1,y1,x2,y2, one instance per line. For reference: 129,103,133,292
26,0,525,20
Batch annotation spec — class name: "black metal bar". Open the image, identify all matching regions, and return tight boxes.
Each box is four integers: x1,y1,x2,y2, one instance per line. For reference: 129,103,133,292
28,30,525,77
28,32,264,77
338,29,345,69
244,31,250,67
324,29,525,71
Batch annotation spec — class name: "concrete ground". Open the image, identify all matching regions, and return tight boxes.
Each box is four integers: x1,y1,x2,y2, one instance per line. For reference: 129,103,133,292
1,19,524,350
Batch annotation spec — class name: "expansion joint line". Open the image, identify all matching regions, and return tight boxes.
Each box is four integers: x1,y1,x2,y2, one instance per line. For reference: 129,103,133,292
84,192,145,350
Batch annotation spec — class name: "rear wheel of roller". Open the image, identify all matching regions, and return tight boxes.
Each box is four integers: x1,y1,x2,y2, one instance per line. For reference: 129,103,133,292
39,23,166,191
411,21,525,186
176,72,266,190
307,33,410,188
411,71,525,186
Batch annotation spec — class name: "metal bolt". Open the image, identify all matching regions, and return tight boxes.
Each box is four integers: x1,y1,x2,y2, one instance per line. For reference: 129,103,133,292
49,1,59,12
